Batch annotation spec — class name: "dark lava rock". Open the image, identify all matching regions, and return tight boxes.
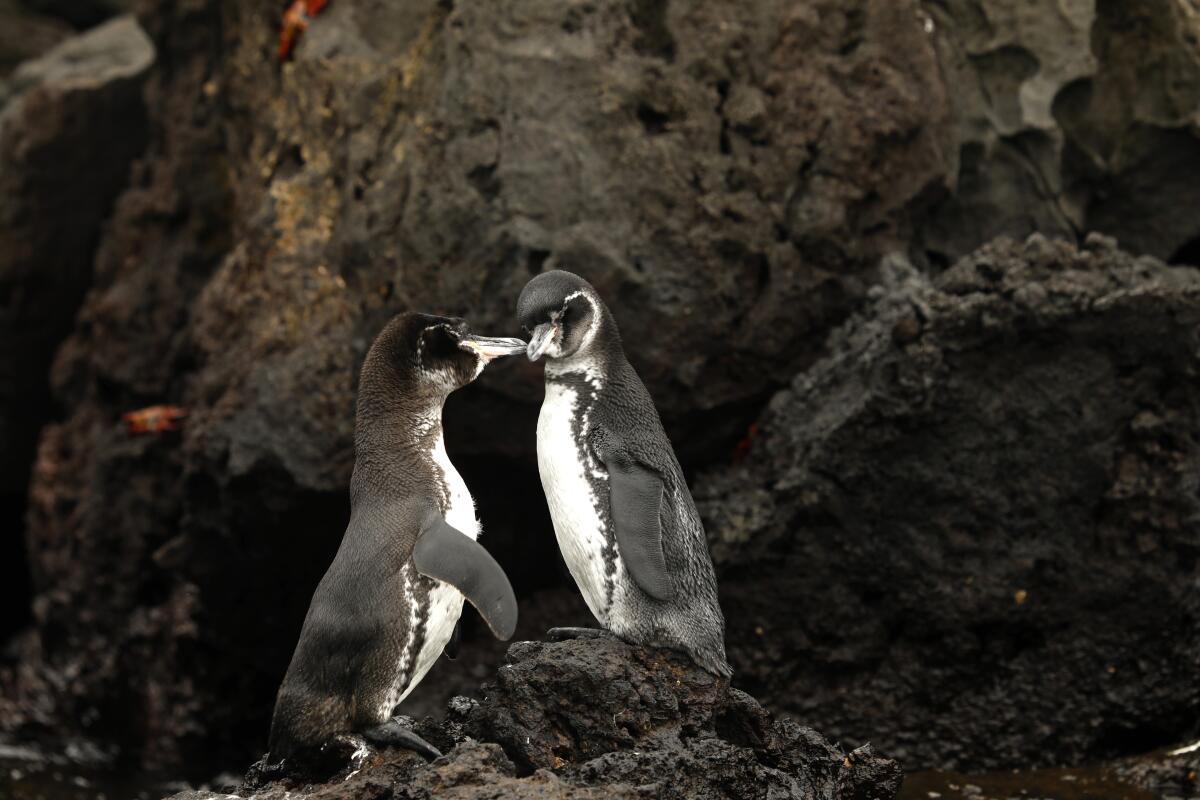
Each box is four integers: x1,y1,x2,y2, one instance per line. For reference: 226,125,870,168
0,1,71,77
0,14,152,641
921,0,1200,265
17,0,134,31
1112,740,1200,799
0,11,153,494
0,0,951,777
4,0,1200,783
697,235,1200,770
168,637,903,800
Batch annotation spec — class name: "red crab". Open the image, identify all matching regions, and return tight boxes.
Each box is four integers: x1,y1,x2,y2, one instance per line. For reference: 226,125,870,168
122,405,188,435
278,0,329,62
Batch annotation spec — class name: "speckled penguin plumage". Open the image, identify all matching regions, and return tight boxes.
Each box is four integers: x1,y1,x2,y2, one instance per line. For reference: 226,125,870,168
519,271,732,677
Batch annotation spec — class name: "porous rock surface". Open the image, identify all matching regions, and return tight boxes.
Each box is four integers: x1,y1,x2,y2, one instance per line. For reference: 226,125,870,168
167,637,903,800
1,0,1200,781
921,0,1200,264
0,13,152,494
1,0,953,776
698,235,1200,769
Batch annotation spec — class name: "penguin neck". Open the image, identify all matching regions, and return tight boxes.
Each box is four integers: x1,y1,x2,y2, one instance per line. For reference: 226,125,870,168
351,376,449,501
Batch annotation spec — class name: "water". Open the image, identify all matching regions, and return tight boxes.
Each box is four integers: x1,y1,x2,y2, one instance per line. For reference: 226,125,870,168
0,745,183,800
901,765,1158,800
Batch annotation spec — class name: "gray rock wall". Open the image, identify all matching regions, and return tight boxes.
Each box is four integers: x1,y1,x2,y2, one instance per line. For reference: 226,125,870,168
0,0,1197,780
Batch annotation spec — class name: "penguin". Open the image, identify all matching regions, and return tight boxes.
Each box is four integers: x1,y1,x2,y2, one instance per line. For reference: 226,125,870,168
517,271,732,677
267,313,525,763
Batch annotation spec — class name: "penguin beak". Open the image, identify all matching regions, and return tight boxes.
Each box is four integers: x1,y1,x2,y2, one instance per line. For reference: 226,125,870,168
459,335,528,363
526,322,557,362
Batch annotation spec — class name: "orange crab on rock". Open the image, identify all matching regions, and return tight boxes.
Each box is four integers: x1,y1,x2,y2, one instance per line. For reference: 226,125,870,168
122,405,188,436
277,0,329,62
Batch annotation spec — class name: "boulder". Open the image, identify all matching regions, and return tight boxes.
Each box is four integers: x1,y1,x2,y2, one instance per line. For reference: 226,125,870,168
169,637,904,800
922,0,1200,265
697,235,1200,769
0,14,152,641
3,0,952,776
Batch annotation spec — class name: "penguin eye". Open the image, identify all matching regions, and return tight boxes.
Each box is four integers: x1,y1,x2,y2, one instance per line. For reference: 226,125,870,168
421,324,458,358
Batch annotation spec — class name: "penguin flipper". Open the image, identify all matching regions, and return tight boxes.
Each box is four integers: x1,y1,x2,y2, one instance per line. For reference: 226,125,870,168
602,450,677,602
412,513,518,640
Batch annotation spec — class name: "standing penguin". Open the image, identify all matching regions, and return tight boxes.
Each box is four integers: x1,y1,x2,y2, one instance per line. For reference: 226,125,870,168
518,271,732,677
267,313,525,762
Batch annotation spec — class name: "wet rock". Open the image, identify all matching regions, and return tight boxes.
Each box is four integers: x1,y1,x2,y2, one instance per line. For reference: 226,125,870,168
1112,741,1200,799
167,637,903,800
697,235,1200,769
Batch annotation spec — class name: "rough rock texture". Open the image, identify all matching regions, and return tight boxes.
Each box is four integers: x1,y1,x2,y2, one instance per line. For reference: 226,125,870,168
0,0,71,77
1,0,954,777
0,14,153,640
18,0,136,30
921,0,1200,265
0,14,153,492
1113,742,1200,799
697,235,1200,770
2,0,1200,784
168,637,903,800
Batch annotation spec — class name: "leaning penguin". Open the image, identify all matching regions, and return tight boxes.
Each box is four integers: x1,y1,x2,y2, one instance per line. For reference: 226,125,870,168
267,313,526,763
518,271,732,677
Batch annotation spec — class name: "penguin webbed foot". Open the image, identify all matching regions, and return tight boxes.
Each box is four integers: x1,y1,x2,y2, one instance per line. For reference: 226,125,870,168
546,626,615,642
363,718,443,760
241,754,290,790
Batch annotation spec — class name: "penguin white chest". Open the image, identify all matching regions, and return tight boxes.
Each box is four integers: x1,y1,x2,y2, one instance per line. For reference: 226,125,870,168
537,381,612,624
432,436,479,541
387,436,475,713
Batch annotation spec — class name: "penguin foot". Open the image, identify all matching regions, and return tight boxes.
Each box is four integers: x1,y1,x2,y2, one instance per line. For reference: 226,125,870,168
363,718,443,760
546,626,614,641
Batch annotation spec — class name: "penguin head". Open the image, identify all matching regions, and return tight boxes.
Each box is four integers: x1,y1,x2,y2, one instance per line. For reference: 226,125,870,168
517,270,608,362
372,312,526,399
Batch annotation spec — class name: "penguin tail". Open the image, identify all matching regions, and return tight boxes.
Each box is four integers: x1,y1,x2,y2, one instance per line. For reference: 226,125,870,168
267,688,340,763
690,644,733,679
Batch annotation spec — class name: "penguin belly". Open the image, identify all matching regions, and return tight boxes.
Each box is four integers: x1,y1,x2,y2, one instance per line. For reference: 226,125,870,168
536,381,620,625
383,437,477,713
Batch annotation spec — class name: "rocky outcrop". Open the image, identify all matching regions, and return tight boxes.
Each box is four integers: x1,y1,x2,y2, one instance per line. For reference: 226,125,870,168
0,14,153,640
2,0,954,777
169,637,903,800
0,1,71,77
698,235,1200,769
921,0,1200,265
17,0,135,30
3,0,1200,783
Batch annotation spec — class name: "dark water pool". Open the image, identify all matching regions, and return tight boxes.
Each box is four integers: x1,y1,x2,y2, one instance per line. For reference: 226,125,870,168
0,745,185,800
901,766,1156,800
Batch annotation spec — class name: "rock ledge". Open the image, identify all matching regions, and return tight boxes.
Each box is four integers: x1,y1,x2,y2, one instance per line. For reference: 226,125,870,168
171,637,902,800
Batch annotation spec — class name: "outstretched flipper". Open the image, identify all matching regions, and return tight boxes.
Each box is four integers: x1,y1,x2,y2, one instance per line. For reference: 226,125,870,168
598,443,677,602
412,513,518,640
